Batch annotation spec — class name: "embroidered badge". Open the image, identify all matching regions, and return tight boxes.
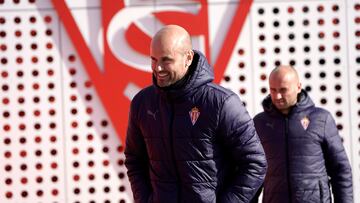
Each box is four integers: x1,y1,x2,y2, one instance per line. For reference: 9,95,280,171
189,107,200,126
300,116,310,130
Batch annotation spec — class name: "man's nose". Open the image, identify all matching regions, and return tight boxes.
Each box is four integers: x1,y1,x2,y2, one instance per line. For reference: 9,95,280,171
154,64,163,72
275,92,282,99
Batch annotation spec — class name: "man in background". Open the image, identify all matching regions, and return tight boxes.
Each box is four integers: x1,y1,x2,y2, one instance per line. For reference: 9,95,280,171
253,65,353,203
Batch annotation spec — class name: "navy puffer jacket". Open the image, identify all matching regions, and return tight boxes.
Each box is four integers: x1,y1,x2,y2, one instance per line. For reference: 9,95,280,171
125,51,267,203
253,90,353,203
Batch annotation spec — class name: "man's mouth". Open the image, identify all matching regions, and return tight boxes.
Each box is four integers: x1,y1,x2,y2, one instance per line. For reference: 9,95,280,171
157,72,169,80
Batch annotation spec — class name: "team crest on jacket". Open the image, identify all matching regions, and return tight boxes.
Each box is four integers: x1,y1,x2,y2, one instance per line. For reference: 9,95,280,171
300,116,310,130
189,107,200,126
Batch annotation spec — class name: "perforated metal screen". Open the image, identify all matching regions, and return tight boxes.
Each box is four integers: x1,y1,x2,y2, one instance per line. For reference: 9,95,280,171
0,0,359,202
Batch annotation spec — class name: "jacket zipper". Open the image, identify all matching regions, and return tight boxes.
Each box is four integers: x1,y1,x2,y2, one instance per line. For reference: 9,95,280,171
285,117,292,203
169,102,181,203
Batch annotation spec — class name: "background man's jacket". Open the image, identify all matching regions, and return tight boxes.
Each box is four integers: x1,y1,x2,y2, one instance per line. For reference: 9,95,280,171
253,90,353,203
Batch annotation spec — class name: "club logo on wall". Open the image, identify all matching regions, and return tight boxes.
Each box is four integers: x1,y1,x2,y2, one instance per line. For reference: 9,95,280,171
51,0,253,144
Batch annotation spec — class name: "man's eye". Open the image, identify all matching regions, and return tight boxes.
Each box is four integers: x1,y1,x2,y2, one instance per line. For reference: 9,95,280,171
162,61,172,65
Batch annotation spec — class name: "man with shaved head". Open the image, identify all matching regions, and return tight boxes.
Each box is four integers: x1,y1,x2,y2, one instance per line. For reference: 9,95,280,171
252,65,353,202
125,24,267,203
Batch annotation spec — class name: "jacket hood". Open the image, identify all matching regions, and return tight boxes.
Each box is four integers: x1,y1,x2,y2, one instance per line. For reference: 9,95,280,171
153,50,214,100
262,89,315,116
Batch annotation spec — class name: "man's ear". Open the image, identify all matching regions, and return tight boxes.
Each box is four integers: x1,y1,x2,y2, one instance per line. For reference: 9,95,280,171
186,50,194,66
297,82,302,93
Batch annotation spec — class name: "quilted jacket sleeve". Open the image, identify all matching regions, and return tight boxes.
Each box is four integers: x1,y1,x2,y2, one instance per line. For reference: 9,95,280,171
218,94,267,203
323,112,353,203
124,99,152,203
